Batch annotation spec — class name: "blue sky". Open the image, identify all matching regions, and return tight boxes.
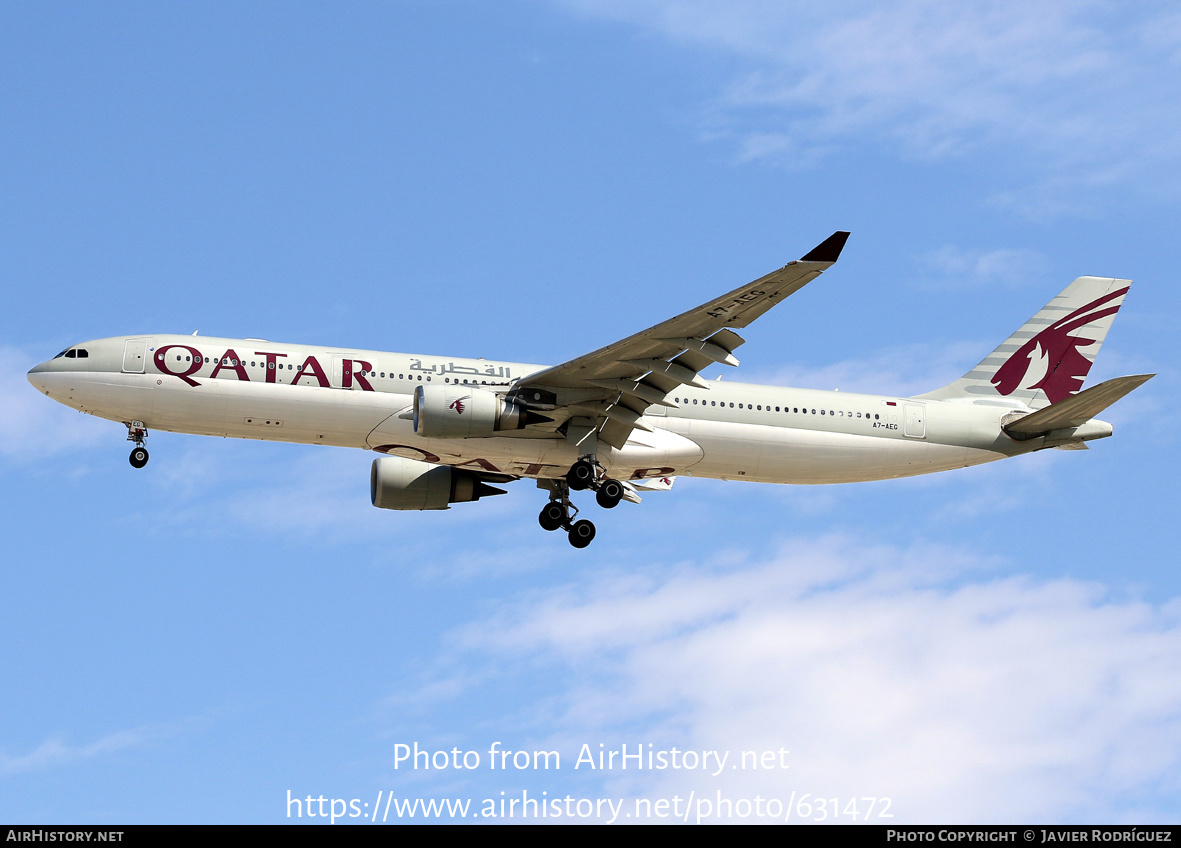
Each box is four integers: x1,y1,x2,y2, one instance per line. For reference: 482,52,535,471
2,1,1178,824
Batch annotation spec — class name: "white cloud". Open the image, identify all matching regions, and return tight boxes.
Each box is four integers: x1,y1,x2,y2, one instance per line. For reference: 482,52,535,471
432,536,1181,822
915,245,1050,291
558,1,1181,208
0,724,173,776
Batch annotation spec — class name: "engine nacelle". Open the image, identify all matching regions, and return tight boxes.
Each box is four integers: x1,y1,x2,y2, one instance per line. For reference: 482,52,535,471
413,384,526,439
370,455,505,511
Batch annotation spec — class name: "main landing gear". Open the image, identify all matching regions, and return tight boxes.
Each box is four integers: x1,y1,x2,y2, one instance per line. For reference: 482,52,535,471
538,495,597,549
538,458,627,548
566,457,624,509
125,421,149,468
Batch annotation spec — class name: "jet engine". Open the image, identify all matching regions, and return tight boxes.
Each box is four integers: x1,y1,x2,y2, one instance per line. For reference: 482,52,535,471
413,384,529,439
370,455,505,511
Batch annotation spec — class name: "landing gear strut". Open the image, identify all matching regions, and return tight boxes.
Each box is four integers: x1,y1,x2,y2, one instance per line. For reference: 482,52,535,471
125,421,149,468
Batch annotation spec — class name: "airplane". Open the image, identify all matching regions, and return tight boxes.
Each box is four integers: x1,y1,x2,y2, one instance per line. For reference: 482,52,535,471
26,232,1153,548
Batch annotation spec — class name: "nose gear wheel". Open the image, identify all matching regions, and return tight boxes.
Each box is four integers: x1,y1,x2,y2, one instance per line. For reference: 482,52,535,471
125,421,149,468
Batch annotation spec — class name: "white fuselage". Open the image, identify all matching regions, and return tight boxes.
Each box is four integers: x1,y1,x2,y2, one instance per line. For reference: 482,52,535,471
28,334,1036,485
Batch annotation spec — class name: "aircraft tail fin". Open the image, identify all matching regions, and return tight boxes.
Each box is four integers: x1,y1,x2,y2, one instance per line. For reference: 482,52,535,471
916,276,1132,409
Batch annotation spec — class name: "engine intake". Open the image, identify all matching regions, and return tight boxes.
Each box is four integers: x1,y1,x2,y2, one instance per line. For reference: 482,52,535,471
370,456,505,511
413,384,527,439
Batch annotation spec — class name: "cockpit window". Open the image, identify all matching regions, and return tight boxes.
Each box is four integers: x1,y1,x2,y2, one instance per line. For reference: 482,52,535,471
76,349,88,358
65,349,77,358
53,348,70,359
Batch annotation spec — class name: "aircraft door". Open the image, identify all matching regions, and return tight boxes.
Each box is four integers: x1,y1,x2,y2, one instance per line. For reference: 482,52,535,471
122,339,149,373
903,403,926,439
330,355,352,388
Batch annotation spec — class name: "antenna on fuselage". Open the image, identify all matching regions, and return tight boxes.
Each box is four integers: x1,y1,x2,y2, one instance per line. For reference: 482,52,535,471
192,330,199,335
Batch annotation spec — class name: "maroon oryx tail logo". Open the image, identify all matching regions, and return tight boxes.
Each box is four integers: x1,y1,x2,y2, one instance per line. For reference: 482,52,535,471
992,287,1128,404
449,397,469,415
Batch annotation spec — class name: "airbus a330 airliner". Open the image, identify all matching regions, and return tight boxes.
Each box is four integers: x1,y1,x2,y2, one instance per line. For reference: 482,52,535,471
27,232,1152,547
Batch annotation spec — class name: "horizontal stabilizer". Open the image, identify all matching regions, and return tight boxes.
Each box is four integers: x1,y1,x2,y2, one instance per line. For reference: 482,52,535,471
631,475,676,492
1004,374,1154,436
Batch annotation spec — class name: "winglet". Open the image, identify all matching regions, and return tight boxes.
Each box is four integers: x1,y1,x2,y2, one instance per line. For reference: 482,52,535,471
800,231,850,263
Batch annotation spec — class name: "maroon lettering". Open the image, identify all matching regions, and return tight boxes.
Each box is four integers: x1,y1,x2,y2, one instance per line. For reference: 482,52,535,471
255,351,288,384
630,467,675,480
292,355,330,388
153,344,204,386
523,463,562,476
340,359,374,391
372,445,441,463
456,457,502,473
210,348,249,381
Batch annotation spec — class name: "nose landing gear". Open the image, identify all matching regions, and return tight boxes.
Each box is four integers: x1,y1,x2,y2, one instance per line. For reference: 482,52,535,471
129,446,149,468
125,421,149,468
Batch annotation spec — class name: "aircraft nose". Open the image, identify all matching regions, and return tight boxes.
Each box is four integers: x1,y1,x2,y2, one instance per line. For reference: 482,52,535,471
27,361,51,392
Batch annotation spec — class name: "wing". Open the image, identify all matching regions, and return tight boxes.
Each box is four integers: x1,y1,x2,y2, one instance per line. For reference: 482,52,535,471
510,232,850,450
